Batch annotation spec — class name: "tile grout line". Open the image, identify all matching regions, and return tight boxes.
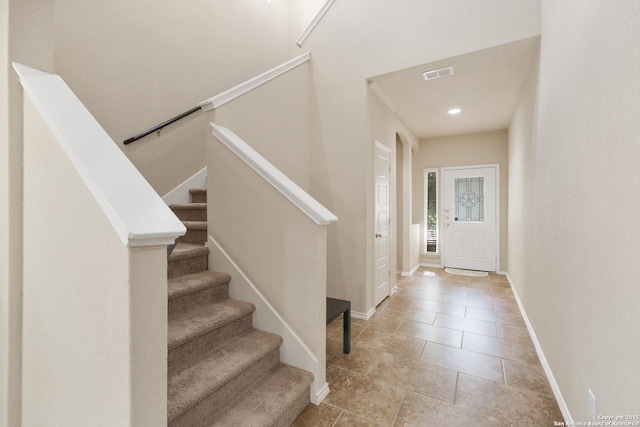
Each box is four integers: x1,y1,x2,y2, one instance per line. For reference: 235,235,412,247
452,371,461,405
329,409,343,427
389,392,406,427
416,337,427,360
501,356,507,386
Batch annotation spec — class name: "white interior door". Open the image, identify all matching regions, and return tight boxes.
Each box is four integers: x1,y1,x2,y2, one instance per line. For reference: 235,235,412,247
443,166,497,272
374,142,391,306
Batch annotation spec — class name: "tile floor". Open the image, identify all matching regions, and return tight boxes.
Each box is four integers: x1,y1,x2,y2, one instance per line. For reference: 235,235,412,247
292,267,564,427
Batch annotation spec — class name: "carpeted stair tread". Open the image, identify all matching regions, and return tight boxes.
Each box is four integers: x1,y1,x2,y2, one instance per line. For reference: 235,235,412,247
168,243,209,261
168,271,230,301
168,299,255,351
170,203,207,221
189,188,207,203
203,363,314,427
176,221,208,245
182,220,207,230
169,202,207,210
168,329,283,422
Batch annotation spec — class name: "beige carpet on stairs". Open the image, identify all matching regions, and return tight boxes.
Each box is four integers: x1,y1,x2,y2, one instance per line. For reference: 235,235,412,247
166,188,313,427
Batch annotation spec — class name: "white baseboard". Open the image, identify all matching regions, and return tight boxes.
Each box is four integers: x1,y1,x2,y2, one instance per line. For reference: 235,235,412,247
401,264,420,277
314,382,330,406
420,262,443,269
351,307,375,320
505,273,572,423
162,167,207,205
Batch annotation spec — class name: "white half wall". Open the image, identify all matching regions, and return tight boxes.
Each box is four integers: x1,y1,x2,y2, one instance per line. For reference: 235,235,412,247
21,96,167,426
208,236,329,405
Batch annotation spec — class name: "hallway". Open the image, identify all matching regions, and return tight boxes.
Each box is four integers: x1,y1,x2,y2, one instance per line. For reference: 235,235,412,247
293,268,563,426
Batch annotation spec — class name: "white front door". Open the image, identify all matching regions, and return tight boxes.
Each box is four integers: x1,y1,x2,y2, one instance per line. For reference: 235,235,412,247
443,166,497,272
374,142,391,306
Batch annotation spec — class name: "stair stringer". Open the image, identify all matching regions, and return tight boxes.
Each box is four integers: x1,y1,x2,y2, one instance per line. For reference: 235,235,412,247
208,235,330,405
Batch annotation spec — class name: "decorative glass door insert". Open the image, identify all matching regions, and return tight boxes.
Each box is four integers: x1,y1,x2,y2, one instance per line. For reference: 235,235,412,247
454,177,484,222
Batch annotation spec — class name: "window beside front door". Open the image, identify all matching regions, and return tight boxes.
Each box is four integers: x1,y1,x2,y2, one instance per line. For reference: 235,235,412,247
423,169,438,253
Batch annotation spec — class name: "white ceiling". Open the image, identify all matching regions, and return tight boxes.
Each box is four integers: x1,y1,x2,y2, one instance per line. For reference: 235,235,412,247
368,37,540,139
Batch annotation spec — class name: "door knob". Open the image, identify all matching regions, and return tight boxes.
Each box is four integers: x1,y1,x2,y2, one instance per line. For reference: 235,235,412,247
375,233,382,238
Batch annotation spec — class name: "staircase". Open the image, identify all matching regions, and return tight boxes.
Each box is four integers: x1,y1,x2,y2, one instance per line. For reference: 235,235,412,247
166,189,313,427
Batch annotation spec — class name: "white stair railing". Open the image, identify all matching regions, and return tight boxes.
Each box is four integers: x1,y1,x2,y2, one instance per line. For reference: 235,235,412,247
207,124,336,405
199,53,311,111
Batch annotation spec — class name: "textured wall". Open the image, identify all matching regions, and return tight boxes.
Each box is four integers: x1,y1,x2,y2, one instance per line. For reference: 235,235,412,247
213,62,311,191
21,97,167,425
509,0,640,419
1,1,55,425
53,0,296,195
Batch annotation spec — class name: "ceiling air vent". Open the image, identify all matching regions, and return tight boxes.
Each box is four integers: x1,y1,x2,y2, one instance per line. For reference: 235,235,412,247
422,66,454,81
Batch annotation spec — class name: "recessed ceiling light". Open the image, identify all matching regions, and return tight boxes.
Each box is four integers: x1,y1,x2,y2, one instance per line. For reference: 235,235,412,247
422,66,454,81
448,108,461,115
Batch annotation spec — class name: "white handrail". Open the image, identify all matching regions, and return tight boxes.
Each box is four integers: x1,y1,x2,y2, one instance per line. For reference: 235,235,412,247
296,0,336,47
13,63,186,247
199,53,311,111
209,124,338,226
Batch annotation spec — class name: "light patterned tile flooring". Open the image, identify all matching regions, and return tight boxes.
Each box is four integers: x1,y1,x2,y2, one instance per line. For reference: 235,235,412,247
292,267,564,427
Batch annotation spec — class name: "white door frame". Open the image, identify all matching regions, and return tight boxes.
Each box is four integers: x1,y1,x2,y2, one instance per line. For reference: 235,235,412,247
440,164,500,273
397,136,413,277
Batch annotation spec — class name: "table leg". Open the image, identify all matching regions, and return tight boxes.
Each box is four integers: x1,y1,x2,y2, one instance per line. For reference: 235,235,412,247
342,309,350,354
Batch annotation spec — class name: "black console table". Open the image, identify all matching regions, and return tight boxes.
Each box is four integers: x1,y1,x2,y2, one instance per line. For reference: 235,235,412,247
326,297,350,354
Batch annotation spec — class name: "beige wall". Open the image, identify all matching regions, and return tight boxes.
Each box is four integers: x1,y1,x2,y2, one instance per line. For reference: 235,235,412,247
507,48,538,295
413,130,509,271
0,5,13,423
369,87,419,287
395,136,404,272
53,0,298,195
212,62,311,190
1,1,55,425
508,0,640,419
22,97,168,425
291,0,330,40
306,48,370,313
301,0,541,79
